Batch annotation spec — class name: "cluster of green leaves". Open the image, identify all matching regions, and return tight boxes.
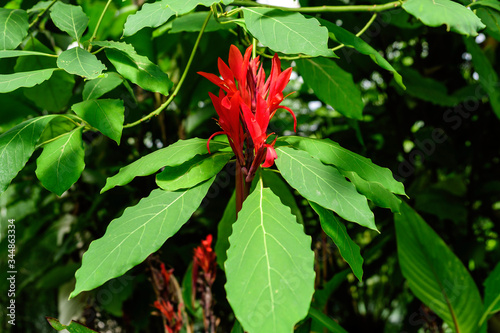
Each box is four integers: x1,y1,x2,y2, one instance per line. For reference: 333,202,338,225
1,0,500,332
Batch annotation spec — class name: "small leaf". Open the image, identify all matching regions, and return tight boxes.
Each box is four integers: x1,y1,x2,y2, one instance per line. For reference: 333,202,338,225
156,151,232,191
243,8,334,57
471,0,500,11
46,317,98,332
310,202,363,281
123,1,176,37
483,262,500,319
168,0,232,13
0,50,56,59
57,47,106,80
280,136,405,195
94,41,173,95
295,58,363,120
28,1,53,14
101,138,228,192
70,177,215,299
82,72,123,100
171,11,236,33
275,146,376,230
0,68,57,93
395,203,483,333
49,2,89,41
35,127,85,196
71,99,124,144
225,178,315,333
403,0,485,37
0,8,28,50
0,115,57,194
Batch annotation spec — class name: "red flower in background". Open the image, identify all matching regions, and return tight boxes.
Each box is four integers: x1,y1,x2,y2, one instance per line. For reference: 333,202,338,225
198,45,296,180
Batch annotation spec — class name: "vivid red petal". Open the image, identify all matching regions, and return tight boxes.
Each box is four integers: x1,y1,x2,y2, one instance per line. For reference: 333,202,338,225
262,145,278,168
206,131,226,153
228,45,244,81
198,71,228,92
276,105,297,132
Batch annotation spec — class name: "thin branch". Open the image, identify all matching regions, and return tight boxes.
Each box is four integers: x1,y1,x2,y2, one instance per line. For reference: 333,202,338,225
87,0,113,51
29,0,58,29
332,13,378,52
229,0,403,13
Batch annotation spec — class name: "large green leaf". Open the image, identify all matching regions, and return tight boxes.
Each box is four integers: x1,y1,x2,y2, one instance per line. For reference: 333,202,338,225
71,99,124,144
319,18,404,89
35,127,85,196
275,146,376,230
215,191,236,268
123,1,176,37
225,178,315,333
475,8,500,42
0,68,57,93
280,136,405,195
0,115,57,194
57,47,106,79
310,202,363,281
464,37,500,120
482,262,500,324
243,8,334,57
402,0,485,37
49,2,89,41
101,138,228,192
70,177,215,299
82,72,123,100
0,9,28,50
262,169,303,225
156,151,232,191
295,58,363,120
93,41,173,95
395,203,483,333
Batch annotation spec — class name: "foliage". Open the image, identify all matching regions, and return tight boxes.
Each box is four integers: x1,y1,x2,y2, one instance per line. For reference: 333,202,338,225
0,0,499,332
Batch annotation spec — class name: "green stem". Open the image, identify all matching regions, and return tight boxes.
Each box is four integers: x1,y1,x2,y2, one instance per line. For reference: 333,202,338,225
229,0,403,13
29,0,58,29
123,11,213,128
35,125,85,149
87,0,113,51
331,13,378,52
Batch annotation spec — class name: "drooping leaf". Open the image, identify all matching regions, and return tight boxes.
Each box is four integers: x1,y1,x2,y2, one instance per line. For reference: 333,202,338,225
403,0,485,36
0,68,57,93
101,138,228,192
275,146,376,230
71,99,124,144
47,317,98,332
49,2,89,41
310,202,363,281
57,47,106,79
0,115,57,194
475,8,500,42
308,307,348,333
35,127,85,196
170,11,236,33
70,177,215,299
123,1,176,37
295,57,363,120
464,37,500,120
225,178,315,333
319,18,405,89
215,191,236,268
483,262,500,320
279,136,405,195
168,0,232,13
0,50,56,59
0,8,28,50
243,8,334,57
82,72,123,100
395,203,483,333
93,41,173,95
156,151,232,191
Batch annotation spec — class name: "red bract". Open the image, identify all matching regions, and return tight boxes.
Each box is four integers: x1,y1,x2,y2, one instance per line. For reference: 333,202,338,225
198,45,296,176
192,234,217,286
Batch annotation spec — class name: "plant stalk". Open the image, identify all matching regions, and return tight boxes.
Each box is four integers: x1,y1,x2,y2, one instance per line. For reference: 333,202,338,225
229,0,403,13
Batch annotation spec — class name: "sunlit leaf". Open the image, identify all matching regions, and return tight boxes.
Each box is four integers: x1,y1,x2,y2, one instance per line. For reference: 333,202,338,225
123,1,176,37
49,2,89,41
0,50,56,59
82,72,123,100
0,68,57,93
0,8,28,50
57,47,106,79
47,317,98,332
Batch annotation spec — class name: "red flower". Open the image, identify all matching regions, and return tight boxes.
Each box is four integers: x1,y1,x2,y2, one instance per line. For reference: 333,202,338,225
192,234,217,286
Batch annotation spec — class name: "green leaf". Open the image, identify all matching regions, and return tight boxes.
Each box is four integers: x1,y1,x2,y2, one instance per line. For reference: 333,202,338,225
49,2,89,41
70,177,215,298
101,138,228,193
464,37,500,119
0,8,28,50
28,1,53,14
82,72,123,100
243,8,334,57
0,50,56,59
308,307,348,333
94,41,173,95
35,127,85,196
395,203,483,333
71,99,124,144
0,115,57,194
46,317,98,332
215,191,236,268
156,151,232,191
275,146,376,230
123,1,176,37
280,136,405,195
262,169,303,225
295,58,363,120
475,8,500,42
402,0,485,36
310,202,363,281
0,68,57,93
319,18,405,89
171,11,236,33
168,0,232,13
470,0,500,12
341,171,402,213
57,47,106,80
225,178,315,333
482,262,500,321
